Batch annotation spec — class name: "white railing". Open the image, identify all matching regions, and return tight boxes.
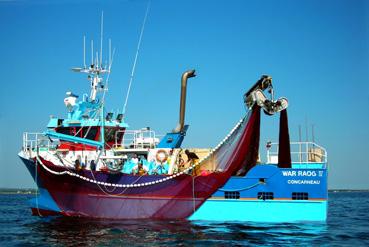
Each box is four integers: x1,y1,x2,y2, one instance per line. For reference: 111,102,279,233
114,128,160,149
266,142,327,164
22,132,59,152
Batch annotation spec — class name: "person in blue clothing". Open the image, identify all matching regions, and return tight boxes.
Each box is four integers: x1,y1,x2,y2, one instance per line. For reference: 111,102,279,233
121,154,140,174
139,155,147,166
152,162,169,175
122,159,134,174
146,157,156,175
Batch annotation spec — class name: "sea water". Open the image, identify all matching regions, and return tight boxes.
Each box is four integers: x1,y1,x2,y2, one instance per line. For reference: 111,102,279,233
0,192,368,246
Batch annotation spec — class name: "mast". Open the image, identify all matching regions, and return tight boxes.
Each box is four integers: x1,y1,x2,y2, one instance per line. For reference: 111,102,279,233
101,103,105,153
100,11,105,152
70,12,111,151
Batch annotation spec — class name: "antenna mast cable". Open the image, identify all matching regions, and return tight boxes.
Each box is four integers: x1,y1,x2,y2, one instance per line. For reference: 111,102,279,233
100,11,104,68
122,1,151,114
83,35,86,68
91,40,94,66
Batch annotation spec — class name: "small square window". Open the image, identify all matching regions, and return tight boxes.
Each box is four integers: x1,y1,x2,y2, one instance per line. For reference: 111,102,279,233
292,192,309,200
257,192,274,200
224,191,240,199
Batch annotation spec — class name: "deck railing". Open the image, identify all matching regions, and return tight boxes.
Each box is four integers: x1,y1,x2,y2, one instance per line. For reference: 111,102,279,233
22,132,59,152
114,129,160,149
266,142,327,165
23,129,161,152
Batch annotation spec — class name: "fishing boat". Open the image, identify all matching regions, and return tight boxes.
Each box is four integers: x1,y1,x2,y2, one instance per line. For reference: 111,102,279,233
18,19,327,222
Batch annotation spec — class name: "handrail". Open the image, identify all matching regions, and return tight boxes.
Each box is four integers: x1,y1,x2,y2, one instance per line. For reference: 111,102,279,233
114,129,159,149
22,132,59,152
266,141,327,164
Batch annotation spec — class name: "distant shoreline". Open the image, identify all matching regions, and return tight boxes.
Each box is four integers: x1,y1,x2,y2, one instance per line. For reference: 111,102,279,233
328,189,369,192
0,188,37,195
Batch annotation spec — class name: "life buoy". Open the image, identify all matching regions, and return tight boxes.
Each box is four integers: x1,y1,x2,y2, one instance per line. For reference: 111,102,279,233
156,149,168,163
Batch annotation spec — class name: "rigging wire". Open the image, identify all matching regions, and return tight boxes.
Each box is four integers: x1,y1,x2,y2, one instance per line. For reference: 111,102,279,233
102,47,116,103
122,0,151,115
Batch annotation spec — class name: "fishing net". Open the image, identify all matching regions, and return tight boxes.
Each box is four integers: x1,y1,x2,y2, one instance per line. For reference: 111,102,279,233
36,106,261,219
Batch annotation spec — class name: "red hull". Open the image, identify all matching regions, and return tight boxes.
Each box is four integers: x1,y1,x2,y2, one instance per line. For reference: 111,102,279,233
35,107,260,219
39,174,223,219
31,207,62,216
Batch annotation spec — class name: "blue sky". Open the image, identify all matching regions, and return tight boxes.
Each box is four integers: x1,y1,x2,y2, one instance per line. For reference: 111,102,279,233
0,0,368,189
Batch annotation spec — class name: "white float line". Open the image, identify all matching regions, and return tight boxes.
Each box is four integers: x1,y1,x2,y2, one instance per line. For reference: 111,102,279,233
35,117,245,188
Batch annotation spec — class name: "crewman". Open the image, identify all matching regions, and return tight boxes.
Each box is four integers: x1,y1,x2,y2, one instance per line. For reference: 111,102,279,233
185,149,199,163
185,149,200,175
176,154,185,172
132,162,148,176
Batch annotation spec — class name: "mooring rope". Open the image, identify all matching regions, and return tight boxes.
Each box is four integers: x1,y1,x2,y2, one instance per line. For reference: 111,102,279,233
34,157,42,217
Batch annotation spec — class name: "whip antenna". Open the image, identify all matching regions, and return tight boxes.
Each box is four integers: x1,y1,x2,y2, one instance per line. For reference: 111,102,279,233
109,38,112,68
96,51,99,68
122,0,151,114
91,40,94,66
100,11,104,68
83,35,86,68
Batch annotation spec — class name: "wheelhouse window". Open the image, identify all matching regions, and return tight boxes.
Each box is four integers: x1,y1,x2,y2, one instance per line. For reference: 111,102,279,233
82,127,98,140
56,127,98,140
56,127,72,135
104,127,122,143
